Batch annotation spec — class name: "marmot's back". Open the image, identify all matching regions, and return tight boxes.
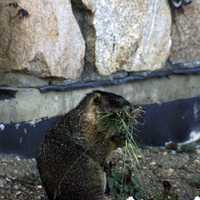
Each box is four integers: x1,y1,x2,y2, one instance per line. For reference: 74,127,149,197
37,133,105,200
37,91,132,200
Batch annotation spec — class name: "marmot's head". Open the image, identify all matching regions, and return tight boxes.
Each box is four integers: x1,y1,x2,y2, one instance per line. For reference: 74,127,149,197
82,90,131,112
80,91,134,153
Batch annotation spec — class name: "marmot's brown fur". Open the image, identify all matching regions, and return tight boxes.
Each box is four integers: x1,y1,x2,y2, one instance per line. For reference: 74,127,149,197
37,90,132,200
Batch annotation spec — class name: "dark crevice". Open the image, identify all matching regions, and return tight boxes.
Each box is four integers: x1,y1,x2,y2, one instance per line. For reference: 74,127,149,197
0,88,17,100
71,0,98,80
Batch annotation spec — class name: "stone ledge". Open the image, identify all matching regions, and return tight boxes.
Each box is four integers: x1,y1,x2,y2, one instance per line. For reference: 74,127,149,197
1,74,200,123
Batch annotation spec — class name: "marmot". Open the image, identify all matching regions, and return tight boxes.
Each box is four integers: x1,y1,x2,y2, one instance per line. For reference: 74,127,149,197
37,91,132,200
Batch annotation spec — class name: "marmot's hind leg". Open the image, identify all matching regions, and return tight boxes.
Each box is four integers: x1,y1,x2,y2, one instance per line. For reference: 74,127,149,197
55,156,105,200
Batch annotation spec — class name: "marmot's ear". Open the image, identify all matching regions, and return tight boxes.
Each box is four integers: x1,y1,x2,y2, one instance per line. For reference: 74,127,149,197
93,92,102,105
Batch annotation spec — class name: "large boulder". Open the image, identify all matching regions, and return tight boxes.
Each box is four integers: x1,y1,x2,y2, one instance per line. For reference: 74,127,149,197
77,0,172,76
170,0,200,63
0,0,85,80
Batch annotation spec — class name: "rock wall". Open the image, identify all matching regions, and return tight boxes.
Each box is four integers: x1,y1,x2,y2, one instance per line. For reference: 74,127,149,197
74,0,171,75
0,0,173,81
0,0,199,82
0,0,200,118
0,1,199,82
0,0,85,80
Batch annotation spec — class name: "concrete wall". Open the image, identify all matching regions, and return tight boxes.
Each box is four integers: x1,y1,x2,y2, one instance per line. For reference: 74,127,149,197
1,74,200,124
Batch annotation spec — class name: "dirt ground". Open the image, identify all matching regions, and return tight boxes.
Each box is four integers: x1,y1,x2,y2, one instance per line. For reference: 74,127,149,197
0,145,199,200
140,147,200,200
108,144,200,200
0,155,46,200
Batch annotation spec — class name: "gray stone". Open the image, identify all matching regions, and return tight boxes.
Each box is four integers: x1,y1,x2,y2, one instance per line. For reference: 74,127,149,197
0,73,48,87
79,0,171,75
0,0,85,80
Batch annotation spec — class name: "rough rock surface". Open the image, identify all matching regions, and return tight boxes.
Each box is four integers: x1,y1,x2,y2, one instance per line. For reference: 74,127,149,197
77,0,171,76
170,0,200,63
0,0,85,79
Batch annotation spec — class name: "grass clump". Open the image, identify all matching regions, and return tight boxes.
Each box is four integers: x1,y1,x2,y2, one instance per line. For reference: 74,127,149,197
97,105,145,200
107,167,145,200
97,106,143,159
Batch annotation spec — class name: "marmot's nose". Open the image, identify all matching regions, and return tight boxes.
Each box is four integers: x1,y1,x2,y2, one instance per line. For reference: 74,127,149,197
123,104,132,112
